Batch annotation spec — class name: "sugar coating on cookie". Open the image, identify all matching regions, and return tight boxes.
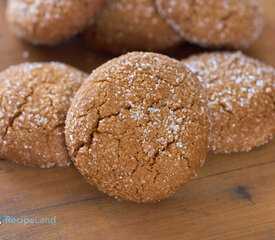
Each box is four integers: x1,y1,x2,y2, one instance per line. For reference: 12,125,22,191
6,0,106,45
183,51,275,153
65,52,209,203
82,0,182,54
0,62,88,167
155,0,264,48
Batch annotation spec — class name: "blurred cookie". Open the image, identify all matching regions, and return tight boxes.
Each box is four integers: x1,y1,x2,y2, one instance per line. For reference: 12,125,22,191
65,52,209,203
0,62,88,167
183,51,275,153
6,0,106,45
82,0,182,54
155,0,264,48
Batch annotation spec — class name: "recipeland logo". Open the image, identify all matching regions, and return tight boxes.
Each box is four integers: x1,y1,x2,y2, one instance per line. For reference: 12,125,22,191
0,214,56,226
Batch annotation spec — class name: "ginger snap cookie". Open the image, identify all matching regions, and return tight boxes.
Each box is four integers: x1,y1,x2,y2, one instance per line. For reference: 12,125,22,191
0,62,88,167
6,0,106,45
155,0,264,49
183,51,275,153
65,52,209,203
82,0,182,54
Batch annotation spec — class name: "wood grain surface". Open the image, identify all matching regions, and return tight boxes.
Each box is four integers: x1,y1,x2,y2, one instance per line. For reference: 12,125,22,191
0,0,275,239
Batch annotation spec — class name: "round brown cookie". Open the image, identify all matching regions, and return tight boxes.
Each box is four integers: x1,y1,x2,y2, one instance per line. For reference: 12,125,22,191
155,0,264,49
183,51,275,153
82,0,183,54
0,62,88,167
6,0,106,45
65,52,209,203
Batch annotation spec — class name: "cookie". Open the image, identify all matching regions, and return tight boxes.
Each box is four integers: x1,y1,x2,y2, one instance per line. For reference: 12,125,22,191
82,0,182,54
0,62,88,167
155,0,264,49
6,0,106,45
65,52,209,203
183,51,275,153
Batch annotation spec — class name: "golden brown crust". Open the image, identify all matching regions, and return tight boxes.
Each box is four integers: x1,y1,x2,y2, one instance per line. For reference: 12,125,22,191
0,62,88,167
155,0,264,49
6,0,106,45
82,0,183,54
65,52,209,203
183,51,275,153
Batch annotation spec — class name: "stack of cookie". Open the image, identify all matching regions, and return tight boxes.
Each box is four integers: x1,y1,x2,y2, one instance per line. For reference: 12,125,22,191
0,51,274,203
5,0,264,53
1,0,274,204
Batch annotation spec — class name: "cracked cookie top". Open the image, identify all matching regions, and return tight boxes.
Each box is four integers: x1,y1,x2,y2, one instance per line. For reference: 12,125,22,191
82,0,182,54
155,0,264,48
65,52,209,203
6,0,106,45
0,62,88,167
183,51,275,153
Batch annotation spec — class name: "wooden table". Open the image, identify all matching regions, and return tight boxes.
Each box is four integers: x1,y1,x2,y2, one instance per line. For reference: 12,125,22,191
0,1,275,239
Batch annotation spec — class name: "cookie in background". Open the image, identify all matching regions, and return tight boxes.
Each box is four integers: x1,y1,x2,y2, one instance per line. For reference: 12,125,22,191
183,51,275,153
5,0,106,45
0,62,88,167
82,0,183,54
155,0,264,49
